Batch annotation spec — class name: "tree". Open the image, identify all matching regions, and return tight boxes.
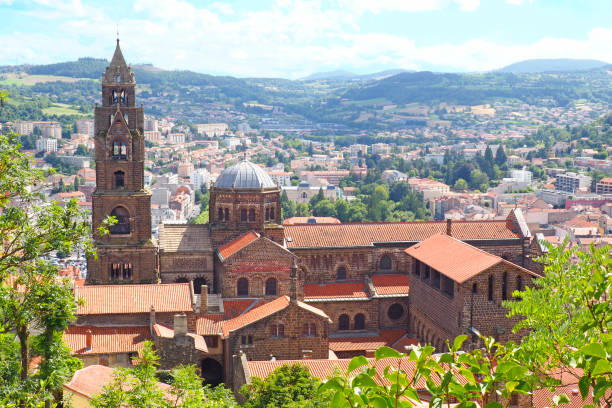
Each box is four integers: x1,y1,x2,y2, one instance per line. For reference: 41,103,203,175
295,202,310,217
241,364,330,408
495,145,507,166
312,199,337,217
92,342,237,408
281,190,295,220
334,199,349,222
309,188,325,208
453,178,468,191
468,169,489,190
0,133,95,407
389,181,409,202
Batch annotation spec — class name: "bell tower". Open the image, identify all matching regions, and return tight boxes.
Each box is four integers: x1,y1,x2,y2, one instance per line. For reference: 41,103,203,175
87,39,157,284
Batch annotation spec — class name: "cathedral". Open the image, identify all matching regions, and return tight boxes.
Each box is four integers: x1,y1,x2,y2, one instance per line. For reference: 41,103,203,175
77,40,541,388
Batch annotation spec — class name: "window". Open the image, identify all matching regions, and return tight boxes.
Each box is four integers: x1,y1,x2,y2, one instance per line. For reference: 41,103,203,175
224,208,229,221
502,272,508,301
249,208,255,222
110,262,132,280
432,269,441,289
379,254,392,270
302,323,317,337
240,335,252,346
270,207,275,220
442,275,454,298
412,260,421,277
265,278,277,296
111,89,118,103
120,90,126,104
336,266,347,280
354,313,366,330
270,324,285,338
423,265,431,282
204,336,219,348
338,314,350,331
516,275,523,291
240,209,247,222
488,275,494,301
387,303,403,320
113,170,125,188
237,278,249,296
218,208,224,221
472,283,478,293
112,141,127,160
265,208,270,220
109,207,130,234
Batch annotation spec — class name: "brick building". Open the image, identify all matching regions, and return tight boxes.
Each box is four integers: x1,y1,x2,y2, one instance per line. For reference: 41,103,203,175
79,40,540,389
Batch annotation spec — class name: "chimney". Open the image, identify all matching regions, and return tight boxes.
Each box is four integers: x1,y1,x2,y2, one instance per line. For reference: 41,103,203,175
199,285,208,315
85,329,93,351
365,349,375,358
290,258,298,304
302,349,313,359
446,218,452,236
173,314,188,337
149,305,156,331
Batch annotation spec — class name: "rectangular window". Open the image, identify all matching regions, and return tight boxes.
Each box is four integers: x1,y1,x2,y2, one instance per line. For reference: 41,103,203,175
431,269,441,289
412,259,420,277
442,275,454,298
423,265,430,282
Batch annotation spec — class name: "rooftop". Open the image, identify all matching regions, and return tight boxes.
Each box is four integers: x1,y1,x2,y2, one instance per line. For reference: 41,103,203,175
158,224,212,252
217,230,260,261
214,160,277,189
63,325,151,355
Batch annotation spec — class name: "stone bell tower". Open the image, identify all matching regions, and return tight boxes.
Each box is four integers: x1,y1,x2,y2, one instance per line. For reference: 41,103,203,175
86,39,157,284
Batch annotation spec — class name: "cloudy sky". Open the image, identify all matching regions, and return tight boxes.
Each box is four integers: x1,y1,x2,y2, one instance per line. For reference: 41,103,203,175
1,0,612,78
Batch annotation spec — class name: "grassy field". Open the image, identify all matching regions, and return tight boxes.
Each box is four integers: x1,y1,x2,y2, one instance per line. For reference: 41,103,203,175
0,73,95,86
42,103,88,116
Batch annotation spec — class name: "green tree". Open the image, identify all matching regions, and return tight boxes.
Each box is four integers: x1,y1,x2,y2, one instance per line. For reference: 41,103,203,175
495,145,507,166
281,190,296,220
468,169,489,190
312,199,337,217
92,342,236,408
0,132,95,407
309,188,325,208
368,185,390,221
453,178,468,191
241,364,330,408
295,202,310,217
334,199,349,222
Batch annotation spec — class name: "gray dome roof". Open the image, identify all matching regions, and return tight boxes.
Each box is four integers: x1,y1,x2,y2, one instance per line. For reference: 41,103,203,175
214,160,277,189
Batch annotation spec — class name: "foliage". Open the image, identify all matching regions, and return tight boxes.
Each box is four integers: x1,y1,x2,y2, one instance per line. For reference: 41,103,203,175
240,364,330,408
0,132,95,406
92,342,237,408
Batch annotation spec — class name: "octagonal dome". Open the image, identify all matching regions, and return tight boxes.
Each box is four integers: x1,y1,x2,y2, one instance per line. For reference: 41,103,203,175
214,160,277,189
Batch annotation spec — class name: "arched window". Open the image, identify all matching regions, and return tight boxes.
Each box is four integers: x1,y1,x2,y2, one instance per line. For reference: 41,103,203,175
302,323,317,337
237,278,249,296
111,90,118,104
502,272,508,300
379,255,392,270
113,170,125,188
301,192,307,199
270,207,275,220
110,262,132,280
193,277,207,294
224,208,229,221
338,314,350,331
354,313,366,330
120,90,126,104
387,304,404,320
241,209,247,222
112,141,127,160
249,208,255,222
109,207,130,234
488,275,494,301
270,324,284,338
336,266,347,280
218,207,224,221
175,277,189,283
265,278,277,296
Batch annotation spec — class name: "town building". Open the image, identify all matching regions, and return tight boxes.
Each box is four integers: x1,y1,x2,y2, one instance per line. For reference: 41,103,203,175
555,172,592,193
596,177,612,195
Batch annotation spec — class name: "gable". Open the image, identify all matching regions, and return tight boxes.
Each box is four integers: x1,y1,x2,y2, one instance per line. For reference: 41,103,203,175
219,234,295,264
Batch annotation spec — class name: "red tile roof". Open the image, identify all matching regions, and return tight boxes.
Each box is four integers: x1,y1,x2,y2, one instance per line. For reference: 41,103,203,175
304,282,369,301
284,220,519,248
372,274,410,296
195,314,224,335
221,296,330,337
223,299,265,319
405,234,536,284
64,365,173,400
283,216,341,225
63,326,151,355
217,230,260,261
75,283,192,315
329,329,407,352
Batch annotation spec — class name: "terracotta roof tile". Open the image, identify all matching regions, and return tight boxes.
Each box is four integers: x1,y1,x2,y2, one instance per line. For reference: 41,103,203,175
221,296,330,337
304,282,369,301
329,330,407,352
158,224,212,252
372,274,410,296
75,283,192,315
223,299,263,319
284,220,519,248
217,230,260,261
63,326,151,355
195,314,224,335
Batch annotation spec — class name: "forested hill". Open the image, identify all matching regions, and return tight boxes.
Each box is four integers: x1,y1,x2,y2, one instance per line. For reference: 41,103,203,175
497,58,609,74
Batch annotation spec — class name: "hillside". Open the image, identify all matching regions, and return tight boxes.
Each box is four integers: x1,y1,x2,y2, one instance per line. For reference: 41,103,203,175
497,58,609,73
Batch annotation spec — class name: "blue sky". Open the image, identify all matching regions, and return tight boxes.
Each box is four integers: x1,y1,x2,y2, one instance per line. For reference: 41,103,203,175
1,0,612,78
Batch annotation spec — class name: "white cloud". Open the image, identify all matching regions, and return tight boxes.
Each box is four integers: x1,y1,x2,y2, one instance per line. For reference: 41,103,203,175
3,0,611,78
506,0,533,5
